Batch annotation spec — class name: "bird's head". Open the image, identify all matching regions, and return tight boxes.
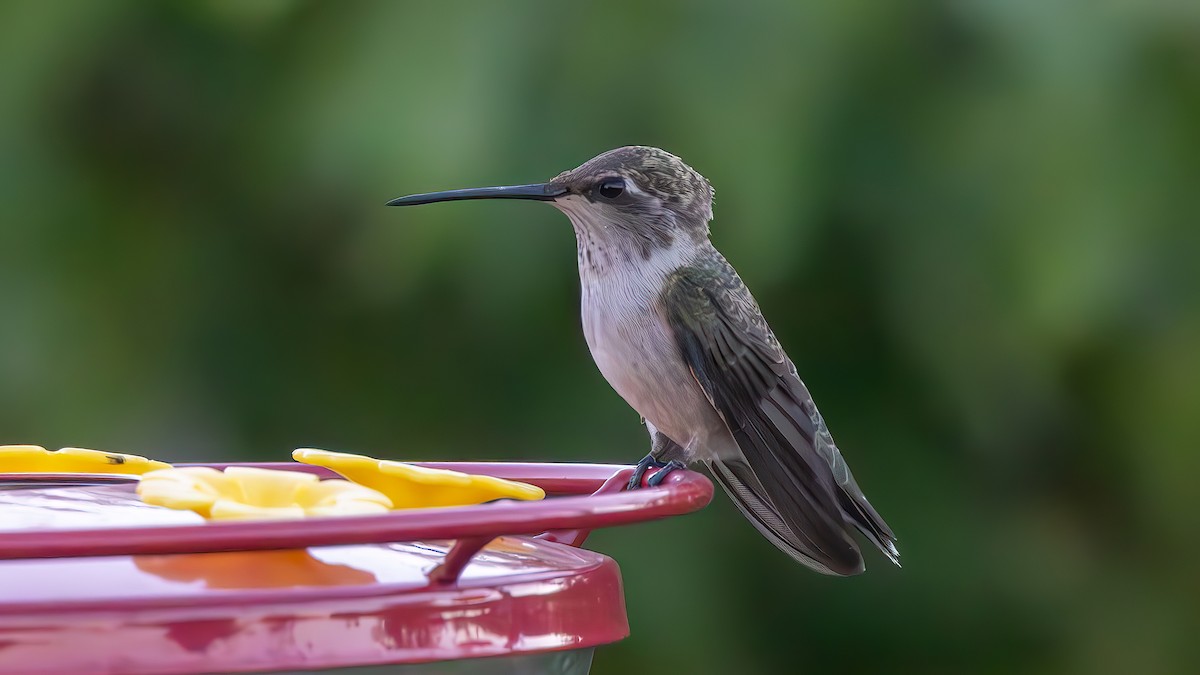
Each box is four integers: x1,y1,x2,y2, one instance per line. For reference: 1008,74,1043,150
388,146,714,255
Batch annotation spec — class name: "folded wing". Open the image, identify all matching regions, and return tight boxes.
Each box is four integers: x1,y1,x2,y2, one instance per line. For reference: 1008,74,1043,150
660,260,898,575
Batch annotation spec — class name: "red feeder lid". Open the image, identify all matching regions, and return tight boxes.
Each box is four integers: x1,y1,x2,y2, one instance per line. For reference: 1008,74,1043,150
0,462,711,674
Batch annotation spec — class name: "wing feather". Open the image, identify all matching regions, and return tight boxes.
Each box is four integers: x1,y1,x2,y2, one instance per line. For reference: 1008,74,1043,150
662,258,898,574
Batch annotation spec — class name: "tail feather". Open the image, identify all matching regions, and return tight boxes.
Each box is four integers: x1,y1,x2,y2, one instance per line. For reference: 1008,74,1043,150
837,481,901,566
707,450,901,574
707,458,863,575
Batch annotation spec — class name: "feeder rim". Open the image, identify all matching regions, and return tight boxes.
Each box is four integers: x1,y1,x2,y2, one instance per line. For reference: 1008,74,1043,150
0,461,712,561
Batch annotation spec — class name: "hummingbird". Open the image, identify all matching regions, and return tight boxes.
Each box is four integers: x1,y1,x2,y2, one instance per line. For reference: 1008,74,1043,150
388,146,899,575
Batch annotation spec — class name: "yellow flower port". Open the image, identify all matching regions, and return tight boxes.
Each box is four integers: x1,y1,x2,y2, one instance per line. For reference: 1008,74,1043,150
3,444,545,520
137,466,393,520
0,445,171,475
292,448,546,508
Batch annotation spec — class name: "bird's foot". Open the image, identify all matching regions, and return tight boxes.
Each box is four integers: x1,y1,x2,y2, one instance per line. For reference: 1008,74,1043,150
627,455,686,489
646,459,686,487
627,454,665,490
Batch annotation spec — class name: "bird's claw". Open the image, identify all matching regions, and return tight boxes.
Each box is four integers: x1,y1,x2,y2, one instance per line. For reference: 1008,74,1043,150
646,459,686,487
627,453,666,490
627,455,685,489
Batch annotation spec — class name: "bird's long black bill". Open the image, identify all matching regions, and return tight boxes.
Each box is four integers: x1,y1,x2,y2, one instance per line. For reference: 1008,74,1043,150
387,183,565,207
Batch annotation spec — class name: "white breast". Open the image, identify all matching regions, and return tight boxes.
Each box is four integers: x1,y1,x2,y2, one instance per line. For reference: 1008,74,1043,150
581,270,671,400
577,241,727,454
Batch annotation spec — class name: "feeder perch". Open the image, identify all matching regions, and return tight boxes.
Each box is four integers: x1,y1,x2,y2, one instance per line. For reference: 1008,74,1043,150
0,460,711,674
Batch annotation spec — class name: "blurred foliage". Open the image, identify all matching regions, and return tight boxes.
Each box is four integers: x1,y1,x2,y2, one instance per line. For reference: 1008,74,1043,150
2,1,1198,674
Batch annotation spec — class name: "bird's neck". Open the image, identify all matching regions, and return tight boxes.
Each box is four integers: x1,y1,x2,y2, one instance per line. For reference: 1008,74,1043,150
575,227,708,290
565,219,704,280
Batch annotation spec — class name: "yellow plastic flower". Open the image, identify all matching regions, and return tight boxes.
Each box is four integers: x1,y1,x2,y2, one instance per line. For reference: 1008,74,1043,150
0,445,171,475
292,448,545,508
136,466,393,520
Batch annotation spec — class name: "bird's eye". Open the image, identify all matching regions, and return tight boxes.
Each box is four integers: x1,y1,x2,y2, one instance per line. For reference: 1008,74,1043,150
597,178,625,200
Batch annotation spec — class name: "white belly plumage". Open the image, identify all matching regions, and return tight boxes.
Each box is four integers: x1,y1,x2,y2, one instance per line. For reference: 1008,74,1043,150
580,275,733,460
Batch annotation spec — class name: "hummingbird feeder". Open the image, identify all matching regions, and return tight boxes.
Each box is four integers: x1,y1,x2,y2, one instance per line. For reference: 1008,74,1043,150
0,447,711,674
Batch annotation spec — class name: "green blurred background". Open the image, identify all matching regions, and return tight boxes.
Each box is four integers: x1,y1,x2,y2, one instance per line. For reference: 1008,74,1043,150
2,1,1198,673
